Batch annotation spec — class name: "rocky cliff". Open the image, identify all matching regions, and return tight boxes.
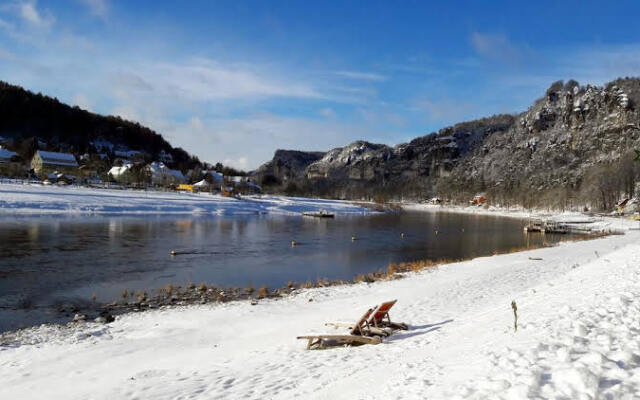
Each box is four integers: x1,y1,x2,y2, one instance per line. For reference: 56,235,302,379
254,78,640,209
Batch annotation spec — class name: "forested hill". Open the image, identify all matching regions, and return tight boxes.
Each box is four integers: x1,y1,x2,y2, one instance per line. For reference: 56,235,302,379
0,81,199,169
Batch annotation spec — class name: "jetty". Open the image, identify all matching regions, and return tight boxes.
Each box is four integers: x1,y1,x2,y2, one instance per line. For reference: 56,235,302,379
525,219,597,235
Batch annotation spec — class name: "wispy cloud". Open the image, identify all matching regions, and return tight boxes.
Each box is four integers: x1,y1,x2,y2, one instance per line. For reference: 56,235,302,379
158,113,373,169
76,0,109,19
470,32,521,64
318,107,336,118
333,70,387,81
152,60,323,100
18,0,54,28
411,97,479,124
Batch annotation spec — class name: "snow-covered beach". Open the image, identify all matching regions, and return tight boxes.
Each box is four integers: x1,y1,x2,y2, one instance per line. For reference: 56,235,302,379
1,185,640,398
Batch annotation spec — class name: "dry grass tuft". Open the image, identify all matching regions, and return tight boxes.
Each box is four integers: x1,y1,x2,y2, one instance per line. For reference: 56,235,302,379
165,284,174,295
198,282,207,292
386,263,397,276
257,286,269,299
246,284,255,294
121,289,129,299
316,278,329,287
299,281,314,289
287,281,295,289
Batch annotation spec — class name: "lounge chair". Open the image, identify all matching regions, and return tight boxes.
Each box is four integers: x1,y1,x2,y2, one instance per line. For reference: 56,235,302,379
368,299,409,330
297,308,383,350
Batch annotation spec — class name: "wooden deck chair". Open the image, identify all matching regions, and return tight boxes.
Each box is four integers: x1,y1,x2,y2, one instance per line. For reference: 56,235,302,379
324,307,392,337
368,300,408,330
297,308,383,350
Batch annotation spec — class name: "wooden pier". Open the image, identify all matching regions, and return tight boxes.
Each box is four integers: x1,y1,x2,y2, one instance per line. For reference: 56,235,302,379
524,221,572,234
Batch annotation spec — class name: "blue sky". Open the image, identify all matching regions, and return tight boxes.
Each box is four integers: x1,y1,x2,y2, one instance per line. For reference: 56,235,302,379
2,1,640,169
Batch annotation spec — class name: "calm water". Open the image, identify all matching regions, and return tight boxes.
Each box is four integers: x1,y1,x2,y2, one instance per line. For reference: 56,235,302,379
0,212,570,332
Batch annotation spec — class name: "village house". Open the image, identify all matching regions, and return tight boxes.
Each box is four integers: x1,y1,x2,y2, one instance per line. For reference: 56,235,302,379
108,162,134,183
228,176,262,195
147,162,185,186
204,170,224,185
31,150,79,178
471,194,486,205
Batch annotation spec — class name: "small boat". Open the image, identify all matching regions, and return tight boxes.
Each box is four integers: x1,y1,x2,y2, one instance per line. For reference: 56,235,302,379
302,210,335,218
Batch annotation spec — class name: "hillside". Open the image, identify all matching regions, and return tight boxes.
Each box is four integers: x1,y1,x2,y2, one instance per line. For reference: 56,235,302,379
0,81,199,170
253,78,640,210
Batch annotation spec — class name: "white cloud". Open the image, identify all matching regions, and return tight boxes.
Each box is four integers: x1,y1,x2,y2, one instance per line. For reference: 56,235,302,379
223,157,250,170
412,97,478,123
77,0,109,18
333,70,387,81
154,113,375,170
318,107,335,118
106,60,324,104
18,1,54,28
0,45,15,60
154,60,323,100
470,32,521,64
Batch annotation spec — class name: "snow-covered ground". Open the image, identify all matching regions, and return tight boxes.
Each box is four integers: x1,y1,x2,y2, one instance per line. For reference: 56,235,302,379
404,203,635,233
0,183,370,216
2,219,640,399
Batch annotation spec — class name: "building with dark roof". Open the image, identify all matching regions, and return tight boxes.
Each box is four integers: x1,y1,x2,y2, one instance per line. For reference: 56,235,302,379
31,150,79,177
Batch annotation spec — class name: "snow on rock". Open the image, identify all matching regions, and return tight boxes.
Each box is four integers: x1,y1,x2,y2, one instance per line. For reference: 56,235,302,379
0,183,371,216
1,220,640,398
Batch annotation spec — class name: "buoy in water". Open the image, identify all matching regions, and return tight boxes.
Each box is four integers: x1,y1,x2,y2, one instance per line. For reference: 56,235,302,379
435,230,439,235
170,250,177,256
351,235,356,241
291,240,297,247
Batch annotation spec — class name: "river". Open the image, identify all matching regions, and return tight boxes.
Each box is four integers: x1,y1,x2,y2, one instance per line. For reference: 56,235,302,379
0,211,575,332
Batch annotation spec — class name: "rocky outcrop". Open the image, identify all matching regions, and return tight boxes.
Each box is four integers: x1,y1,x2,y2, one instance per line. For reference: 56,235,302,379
252,149,325,184
447,78,640,205
254,78,640,208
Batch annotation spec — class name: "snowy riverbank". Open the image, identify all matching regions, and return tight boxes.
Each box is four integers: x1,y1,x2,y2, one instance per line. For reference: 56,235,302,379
403,202,637,233
2,218,640,399
0,183,371,216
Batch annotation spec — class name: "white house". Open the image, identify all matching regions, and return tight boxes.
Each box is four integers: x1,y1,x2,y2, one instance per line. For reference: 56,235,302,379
147,162,185,186
108,162,134,182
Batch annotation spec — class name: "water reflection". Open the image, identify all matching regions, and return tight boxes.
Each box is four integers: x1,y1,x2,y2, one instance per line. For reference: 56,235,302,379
0,212,576,331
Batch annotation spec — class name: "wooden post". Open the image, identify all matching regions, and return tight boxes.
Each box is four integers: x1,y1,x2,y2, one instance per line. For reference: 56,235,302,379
511,300,518,332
